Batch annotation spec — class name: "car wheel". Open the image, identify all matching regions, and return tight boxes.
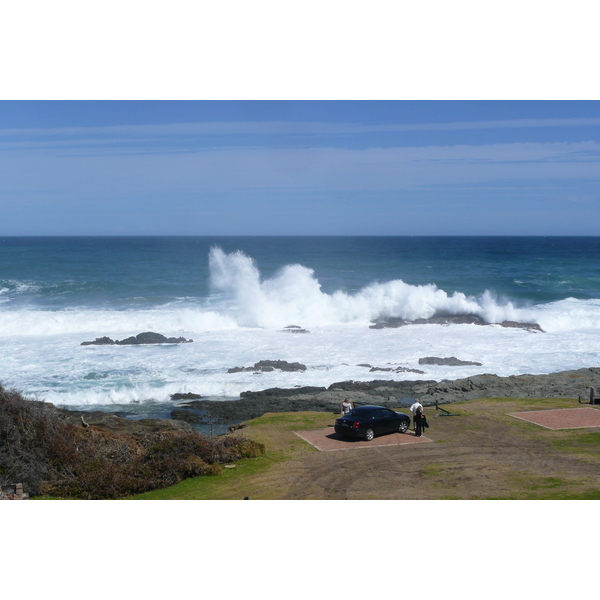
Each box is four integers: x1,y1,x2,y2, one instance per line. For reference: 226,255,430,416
365,428,375,441
398,420,408,434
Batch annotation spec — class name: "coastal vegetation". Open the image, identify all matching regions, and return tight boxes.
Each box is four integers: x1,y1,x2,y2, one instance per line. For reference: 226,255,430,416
0,384,264,499
2,382,599,500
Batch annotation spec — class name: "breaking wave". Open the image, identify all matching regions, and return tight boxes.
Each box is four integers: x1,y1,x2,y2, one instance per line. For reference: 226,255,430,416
208,247,533,328
2,247,600,337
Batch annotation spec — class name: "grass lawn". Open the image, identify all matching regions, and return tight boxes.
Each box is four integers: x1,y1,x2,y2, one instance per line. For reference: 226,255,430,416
131,397,600,500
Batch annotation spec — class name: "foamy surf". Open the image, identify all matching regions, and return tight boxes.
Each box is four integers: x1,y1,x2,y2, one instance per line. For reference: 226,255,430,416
2,240,600,408
208,247,538,328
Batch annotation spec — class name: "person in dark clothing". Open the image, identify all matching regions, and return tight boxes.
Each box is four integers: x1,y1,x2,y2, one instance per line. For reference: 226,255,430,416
414,405,423,437
409,399,423,431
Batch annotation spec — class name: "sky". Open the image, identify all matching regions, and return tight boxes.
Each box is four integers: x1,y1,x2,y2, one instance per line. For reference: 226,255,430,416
1,100,600,236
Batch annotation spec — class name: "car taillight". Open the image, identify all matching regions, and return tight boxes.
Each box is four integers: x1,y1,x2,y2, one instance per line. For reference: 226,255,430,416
352,421,360,428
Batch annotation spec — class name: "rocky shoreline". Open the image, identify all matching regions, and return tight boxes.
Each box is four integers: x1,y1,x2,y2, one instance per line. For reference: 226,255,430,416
45,367,600,434
169,367,600,425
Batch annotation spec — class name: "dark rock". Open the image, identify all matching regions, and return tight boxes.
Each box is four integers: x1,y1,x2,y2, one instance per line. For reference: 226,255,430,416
240,386,327,399
81,336,115,346
500,321,544,333
255,360,306,372
115,332,193,345
370,315,486,328
172,367,600,423
279,325,310,333
228,360,307,374
326,380,428,394
370,314,543,330
420,367,600,403
413,315,486,326
172,380,432,423
81,331,193,346
419,357,483,366
170,392,203,400
369,318,408,329
369,366,426,374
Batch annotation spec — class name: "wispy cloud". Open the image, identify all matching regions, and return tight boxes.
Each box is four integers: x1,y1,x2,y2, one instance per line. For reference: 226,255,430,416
2,141,599,201
1,116,600,147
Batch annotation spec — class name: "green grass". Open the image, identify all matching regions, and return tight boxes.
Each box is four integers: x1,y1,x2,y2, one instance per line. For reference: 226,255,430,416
132,452,285,500
486,472,600,500
551,431,600,456
130,411,333,499
484,489,600,500
421,463,445,477
253,412,335,431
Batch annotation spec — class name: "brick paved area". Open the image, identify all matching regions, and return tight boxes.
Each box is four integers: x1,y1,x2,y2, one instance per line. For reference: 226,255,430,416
294,428,433,451
508,407,600,430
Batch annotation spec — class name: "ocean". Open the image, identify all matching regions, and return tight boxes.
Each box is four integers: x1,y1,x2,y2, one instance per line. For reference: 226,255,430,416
2,236,600,427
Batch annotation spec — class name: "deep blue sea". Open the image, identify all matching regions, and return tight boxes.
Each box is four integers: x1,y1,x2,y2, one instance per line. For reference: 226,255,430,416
2,236,600,429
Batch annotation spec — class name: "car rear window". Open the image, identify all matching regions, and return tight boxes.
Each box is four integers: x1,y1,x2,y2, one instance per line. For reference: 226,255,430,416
346,408,373,419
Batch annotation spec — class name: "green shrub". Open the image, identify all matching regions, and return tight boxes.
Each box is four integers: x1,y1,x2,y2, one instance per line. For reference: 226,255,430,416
0,384,265,499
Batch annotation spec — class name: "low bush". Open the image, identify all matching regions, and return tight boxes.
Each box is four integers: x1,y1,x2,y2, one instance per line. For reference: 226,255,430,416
0,385,265,499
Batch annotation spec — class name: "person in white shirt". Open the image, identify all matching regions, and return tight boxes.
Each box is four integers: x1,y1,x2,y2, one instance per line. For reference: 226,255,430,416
340,398,354,415
409,400,423,432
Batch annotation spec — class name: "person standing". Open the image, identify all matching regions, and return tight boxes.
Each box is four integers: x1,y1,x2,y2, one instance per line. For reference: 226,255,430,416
340,398,354,415
414,404,424,437
409,399,423,431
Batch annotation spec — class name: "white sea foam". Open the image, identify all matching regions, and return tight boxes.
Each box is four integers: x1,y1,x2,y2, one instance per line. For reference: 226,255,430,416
4,319,600,407
208,247,537,328
0,306,237,337
2,247,600,407
530,298,600,332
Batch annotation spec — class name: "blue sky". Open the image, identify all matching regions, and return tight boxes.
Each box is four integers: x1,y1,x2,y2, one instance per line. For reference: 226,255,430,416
1,100,600,235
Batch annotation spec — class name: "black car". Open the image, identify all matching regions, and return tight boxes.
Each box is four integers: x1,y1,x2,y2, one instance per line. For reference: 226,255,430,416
334,405,411,441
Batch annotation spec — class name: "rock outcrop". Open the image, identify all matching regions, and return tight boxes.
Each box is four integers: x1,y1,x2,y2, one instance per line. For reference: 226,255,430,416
370,315,486,328
369,366,426,374
370,315,543,331
81,332,193,346
171,381,435,424
278,325,310,333
418,357,483,366
227,360,307,374
170,392,203,400
499,321,544,332
170,367,600,424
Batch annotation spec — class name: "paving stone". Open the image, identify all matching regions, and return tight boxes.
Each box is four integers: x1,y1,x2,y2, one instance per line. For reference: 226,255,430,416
508,407,600,430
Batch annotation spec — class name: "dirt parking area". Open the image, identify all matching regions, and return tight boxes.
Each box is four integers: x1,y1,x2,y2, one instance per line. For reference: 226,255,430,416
294,428,432,451
236,398,600,500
